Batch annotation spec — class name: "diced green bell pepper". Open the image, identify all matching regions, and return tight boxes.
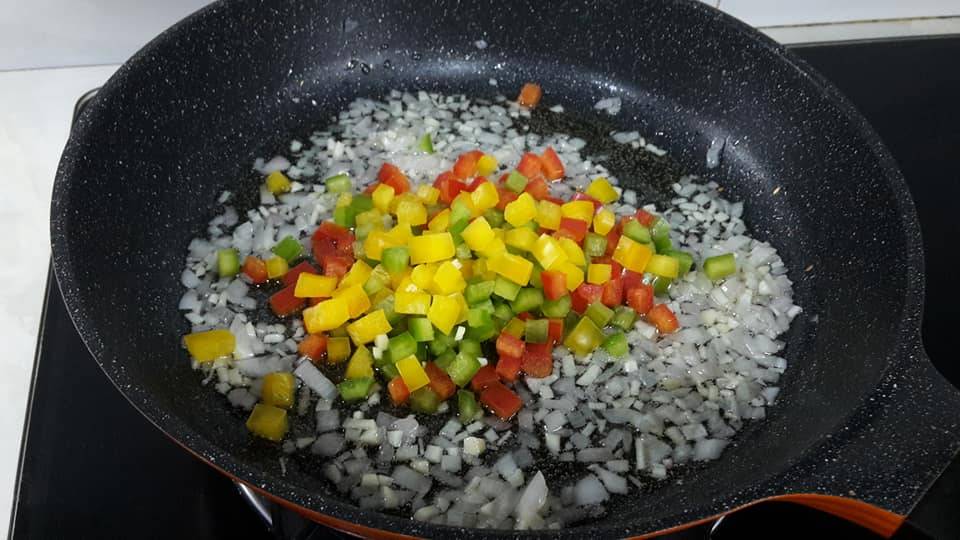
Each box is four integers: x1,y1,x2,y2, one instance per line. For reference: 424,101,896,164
338,377,374,402
457,389,481,423
492,301,514,322
541,294,572,318
455,242,473,260
408,317,434,342
504,171,528,193
602,332,628,357
459,339,481,359
217,248,240,278
622,220,651,243
467,307,493,328
663,249,694,276
375,295,403,325
272,235,303,262
446,352,481,387
703,253,736,281
493,277,521,301
584,233,608,257
511,288,544,313
324,173,351,194
466,323,497,342
465,280,495,305
333,205,356,228
435,351,456,370
350,194,374,213
417,133,435,154
409,387,441,414
381,362,399,380
651,218,672,252
484,208,505,228
584,302,614,328
524,319,549,344
563,316,605,357
381,246,410,274
611,306,637,331
387,332,417,363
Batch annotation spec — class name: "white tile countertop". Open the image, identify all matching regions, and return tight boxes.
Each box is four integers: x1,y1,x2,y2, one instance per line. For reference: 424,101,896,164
2,0,960,531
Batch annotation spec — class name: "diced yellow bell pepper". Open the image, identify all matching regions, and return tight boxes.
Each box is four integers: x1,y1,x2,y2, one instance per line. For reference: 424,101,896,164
489,252,534,286
428,294,461,335
336,193,353,208
586,177,619,204
265,171,291,195
557,237,586,266
476,154,498,177
646,254,680,279
587,263,612,285
531,234,568,270
416,184,440,205
372,183,396,212
396,355,430,392
294,273,338,298
428,209,451,232
339,260,373,289
561,200,595,226
345,345,375,379
346,310,393,345
455,291,470,324
461,216,495,252
395,275,420,293
612,235,653,273
432,261,466,294
333,284,371,318
458,259,474,280
556,261,585,290
266,256,289,279
410,263,438,290
395,290,432,315
452,192,481,218
504,227,538,252
363,230,394,261
409,232,456,264
183,329,235,362
470,181,500,212
370,289,392,308
355,209,383,227
389,268,412,290
385,222,413,245
504,318,525,338
504,193,538,227
536,200,562,230
261,372,296,408
327,337,352,363
246,403,288,441
396,196,427,226
476,237,507,259
303,297,350,334
593,208,616,235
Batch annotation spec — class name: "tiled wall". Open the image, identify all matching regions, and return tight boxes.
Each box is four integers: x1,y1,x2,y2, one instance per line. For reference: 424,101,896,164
1,0,960,71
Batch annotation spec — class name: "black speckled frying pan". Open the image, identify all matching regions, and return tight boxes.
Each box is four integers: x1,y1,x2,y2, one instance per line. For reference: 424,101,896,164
50,0,960,537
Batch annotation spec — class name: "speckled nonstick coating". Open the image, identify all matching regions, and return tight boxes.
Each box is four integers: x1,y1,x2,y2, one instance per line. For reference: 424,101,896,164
50,0,960,536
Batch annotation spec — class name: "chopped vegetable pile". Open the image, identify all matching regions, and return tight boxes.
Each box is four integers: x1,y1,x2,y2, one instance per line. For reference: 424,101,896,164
178,85,800,530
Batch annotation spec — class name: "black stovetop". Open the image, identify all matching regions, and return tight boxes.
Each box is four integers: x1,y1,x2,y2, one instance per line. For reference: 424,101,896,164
9,36,960,539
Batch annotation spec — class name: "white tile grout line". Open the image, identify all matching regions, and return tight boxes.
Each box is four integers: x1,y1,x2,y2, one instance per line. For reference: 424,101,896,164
757,15,960,44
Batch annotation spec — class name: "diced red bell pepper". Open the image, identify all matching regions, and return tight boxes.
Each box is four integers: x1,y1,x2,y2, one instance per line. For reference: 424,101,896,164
523,177,550,200
269,285,305,317
592,256,623,277
516,153,543,180
496,332,525,359
647,303,679,334
516,312,533,321
626,283,655,315
495,353,522,382
605,229,621,256
636,209,658,227
495,187,519,210
571,283,603,313
298,333,327,361
307,297,324,306
433,171,466,204
312,221,355,258
463,176,488,193
540,270,568,301
242,256,268,284
453,150,483,180
547,319,564,345
620,269,644,292
517,83,543,108
424,362,457,400
601,278,624,307
363,182,380,195
320,254,353,278
282,261,319,287
470,364,501,392
377,163,410,194
572,192,603,212
388,376,410,405
540,147,565,181
479,381,523,420
556,217,588,243
522,343,553,378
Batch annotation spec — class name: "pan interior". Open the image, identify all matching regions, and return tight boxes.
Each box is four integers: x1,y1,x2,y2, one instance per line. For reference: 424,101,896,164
52,0,916,535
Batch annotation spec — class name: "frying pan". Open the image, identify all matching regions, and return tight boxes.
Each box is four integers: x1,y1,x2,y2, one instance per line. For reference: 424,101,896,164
50,0,960,537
